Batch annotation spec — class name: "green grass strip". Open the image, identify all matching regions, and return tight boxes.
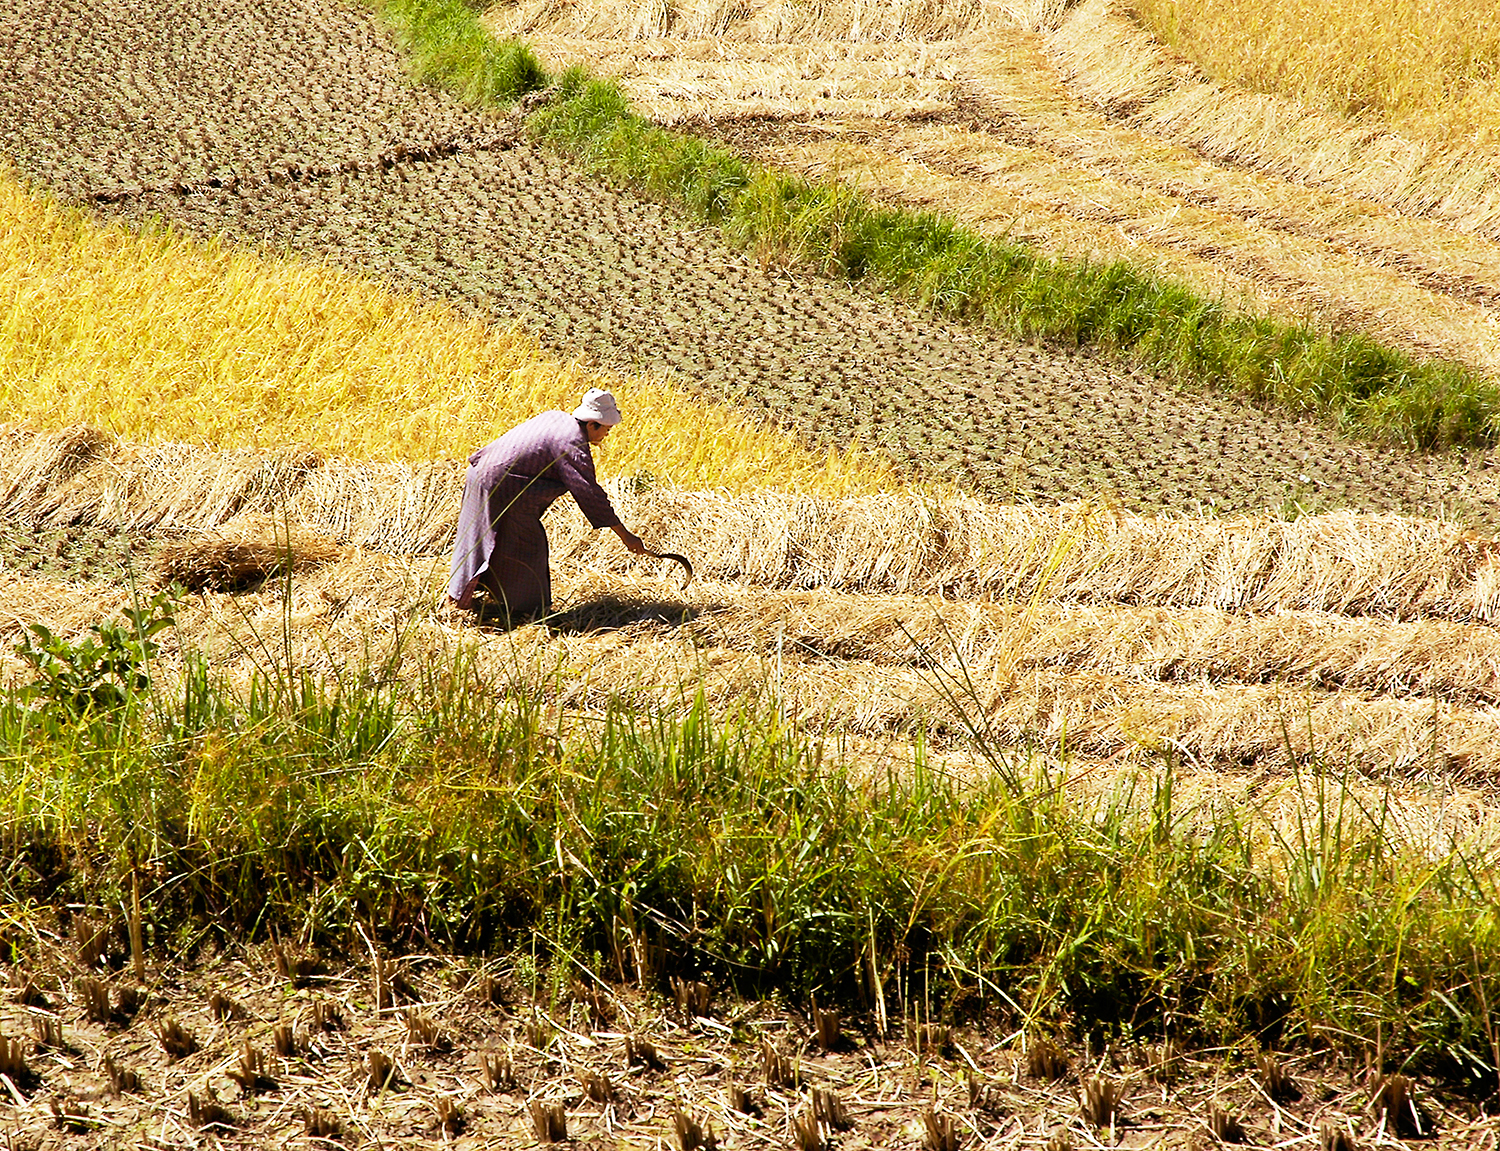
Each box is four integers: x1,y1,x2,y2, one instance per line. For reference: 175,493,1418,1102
4,650,1499,1085
378,0,546,106
376,0,1500,451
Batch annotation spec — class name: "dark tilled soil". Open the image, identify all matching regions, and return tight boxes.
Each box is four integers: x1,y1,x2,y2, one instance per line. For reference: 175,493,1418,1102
3,941,1492,1151
3,0,1498,526
0,523,169,586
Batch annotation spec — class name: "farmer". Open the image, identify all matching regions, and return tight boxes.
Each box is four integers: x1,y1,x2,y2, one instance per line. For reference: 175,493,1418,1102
445,388,648,618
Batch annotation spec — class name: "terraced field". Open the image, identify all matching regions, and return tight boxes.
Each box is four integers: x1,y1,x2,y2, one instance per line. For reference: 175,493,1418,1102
6,0,1500,1145
2,0,1497,522
5,425,1500,1144
488,0,1500,381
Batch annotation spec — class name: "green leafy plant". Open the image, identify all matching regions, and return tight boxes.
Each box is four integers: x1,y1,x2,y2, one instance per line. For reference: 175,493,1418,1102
14,587,179,716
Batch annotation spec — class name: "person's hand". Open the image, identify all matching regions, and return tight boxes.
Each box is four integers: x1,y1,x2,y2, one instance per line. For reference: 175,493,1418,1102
613,524,649,555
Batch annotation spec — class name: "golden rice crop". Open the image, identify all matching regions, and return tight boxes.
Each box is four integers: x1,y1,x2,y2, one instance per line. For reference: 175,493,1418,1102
1126,0,1500,150
0,174,897,495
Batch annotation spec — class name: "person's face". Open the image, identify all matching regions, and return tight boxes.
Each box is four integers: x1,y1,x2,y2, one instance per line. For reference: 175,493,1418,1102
586,421,613,445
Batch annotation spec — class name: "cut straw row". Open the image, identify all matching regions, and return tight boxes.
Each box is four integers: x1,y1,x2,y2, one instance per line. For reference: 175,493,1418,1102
5,550,1500,785
3,426,1499,621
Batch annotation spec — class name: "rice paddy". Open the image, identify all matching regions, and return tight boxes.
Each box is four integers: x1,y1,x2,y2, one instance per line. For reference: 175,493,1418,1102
4,0,1500,1145
487,0,1500,385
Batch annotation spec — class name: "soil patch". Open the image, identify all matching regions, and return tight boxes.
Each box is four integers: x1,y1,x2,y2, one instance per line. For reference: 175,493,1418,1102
0,522,174,587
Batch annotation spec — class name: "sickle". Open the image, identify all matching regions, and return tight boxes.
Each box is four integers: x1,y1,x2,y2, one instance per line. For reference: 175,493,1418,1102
648,550,693,587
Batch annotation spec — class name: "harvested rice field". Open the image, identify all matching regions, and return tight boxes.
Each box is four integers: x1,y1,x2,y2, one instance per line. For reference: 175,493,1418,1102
10,425,1500,785
5,429,1500,1144
8,936,1482,1151
6,0,1500,1145
3,0,1500,523
488,0,1500,380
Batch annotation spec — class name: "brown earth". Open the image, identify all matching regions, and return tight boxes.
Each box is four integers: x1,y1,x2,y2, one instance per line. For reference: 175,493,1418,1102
10,934,1492,1151
2,0,1499,527
0,523,168,587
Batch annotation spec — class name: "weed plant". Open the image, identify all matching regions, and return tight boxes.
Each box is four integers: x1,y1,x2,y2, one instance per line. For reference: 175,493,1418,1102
3,621,1499,1087
374,0,1500,451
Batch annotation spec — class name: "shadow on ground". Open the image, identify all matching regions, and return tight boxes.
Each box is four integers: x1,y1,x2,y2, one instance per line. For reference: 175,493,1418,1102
473,594,704,633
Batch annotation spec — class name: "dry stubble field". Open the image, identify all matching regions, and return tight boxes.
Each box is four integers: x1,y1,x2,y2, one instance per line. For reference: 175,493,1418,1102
5,0,1500,1146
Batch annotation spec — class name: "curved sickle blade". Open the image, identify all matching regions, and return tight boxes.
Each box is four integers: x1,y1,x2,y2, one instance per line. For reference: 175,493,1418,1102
650,550,693,588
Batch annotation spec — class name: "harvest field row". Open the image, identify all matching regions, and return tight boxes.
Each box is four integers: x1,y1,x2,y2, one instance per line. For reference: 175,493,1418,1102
8,425,1500,788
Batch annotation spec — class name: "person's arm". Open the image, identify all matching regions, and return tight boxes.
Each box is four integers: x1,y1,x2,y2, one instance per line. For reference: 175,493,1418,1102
612,523,648,555
551,435,624,530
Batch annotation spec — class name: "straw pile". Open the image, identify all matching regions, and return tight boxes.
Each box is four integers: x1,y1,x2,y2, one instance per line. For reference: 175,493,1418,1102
577,580,1500,705
151,514,345,592
0,427,462,549
553,489,1500,621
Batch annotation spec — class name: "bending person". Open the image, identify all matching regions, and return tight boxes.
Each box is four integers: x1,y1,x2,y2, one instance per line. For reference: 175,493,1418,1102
446,388,647,618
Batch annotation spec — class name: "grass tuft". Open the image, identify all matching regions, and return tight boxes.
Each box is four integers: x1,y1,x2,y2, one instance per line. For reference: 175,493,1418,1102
378,0,546,107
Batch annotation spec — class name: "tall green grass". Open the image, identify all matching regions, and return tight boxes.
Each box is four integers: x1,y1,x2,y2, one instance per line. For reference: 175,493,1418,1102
378,0,547,105
4,631,1498,1085
374,2,1500,451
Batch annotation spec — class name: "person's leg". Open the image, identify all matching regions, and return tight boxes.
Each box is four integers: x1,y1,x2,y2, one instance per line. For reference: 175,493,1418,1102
482,512,551,619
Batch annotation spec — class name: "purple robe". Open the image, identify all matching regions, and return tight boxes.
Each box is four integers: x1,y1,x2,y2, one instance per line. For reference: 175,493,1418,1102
446,411,621,613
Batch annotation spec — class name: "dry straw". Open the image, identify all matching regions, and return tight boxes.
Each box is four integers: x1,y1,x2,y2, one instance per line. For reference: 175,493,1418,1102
1046,0,1500,242
5,429,1500,621
488,0,990,42
8,432,1500,787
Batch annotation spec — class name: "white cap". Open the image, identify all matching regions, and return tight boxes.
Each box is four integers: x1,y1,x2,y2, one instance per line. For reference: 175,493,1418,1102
573,387,622,426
